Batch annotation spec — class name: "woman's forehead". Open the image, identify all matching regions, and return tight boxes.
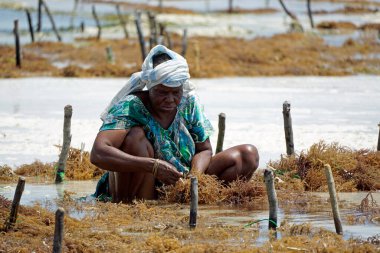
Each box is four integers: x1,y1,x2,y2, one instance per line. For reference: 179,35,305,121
152,84,183,91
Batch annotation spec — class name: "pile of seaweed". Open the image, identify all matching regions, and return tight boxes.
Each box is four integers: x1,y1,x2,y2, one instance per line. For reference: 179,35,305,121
158,172,266,208
269,141,380,192
0,147,104,183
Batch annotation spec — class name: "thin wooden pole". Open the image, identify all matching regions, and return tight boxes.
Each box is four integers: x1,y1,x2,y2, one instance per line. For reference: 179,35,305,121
106,46,115,64
194,40,200,74
264,169,278,231
377,123,380,151
53,208,65,253
134,12,146,61
228,0,233,13
116,5,129,39
306,0,314,28
80,21,85,33
181,28,188,57
4,177,25,231
69,0,79,29
56,105,72,183
37,0,42,32
216,113,226,154
13,19,21,68
282,101,294,156
324,164,343,235
25,9,35,43
278,0,299,22
92,5,101,40
41,0,61,42
189,177,198,228
165,31,172,49
148,12,158,44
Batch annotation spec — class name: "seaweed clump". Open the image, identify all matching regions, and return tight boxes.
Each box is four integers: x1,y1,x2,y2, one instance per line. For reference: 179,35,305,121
269,141,380,192
0,147,104,183
158,172,265,206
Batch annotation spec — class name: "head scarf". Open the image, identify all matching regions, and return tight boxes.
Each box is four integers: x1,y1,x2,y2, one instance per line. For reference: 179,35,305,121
100,45,194,121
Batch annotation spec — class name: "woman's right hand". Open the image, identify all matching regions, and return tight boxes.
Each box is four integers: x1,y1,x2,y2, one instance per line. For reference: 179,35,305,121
154,160,183,185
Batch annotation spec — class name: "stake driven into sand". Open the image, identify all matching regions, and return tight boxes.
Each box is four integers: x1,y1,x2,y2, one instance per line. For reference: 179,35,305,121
4,177,25,231
282,101,294,156
264,169,278,231
189,177,198,228
53,208,65,253
216,113,226,154
56,105,72,183
13,19,21,68
324,164,343,235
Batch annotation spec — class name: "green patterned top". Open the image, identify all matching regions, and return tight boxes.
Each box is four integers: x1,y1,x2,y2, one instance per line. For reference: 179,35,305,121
100,93,214,173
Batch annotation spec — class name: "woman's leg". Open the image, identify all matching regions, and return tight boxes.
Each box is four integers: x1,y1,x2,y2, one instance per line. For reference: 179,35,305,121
205,144,259,183
109,126,156,202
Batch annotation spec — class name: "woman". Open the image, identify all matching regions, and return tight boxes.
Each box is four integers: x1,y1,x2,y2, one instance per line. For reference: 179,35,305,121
91,45,259,203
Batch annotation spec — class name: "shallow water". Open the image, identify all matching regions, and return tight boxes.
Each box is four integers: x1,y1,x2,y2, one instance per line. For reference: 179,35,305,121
0,181,379,240
0,76,379,167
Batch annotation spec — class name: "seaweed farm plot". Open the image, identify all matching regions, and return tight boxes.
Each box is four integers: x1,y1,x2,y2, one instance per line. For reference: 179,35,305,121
0,180,379,252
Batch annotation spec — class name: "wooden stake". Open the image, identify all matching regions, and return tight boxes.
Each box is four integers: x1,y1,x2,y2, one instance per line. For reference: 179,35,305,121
264,169,278,231
41,0,61,41
165,31,172,49
37,0,42,32
324,164,343,235
92,5,101,40
134,12,146,61
116,5,129,39
278,0,303,32
69,0,79,29
13,19,21,68
106,46,115,64
4,177,25,231
189,177,198,228
25,9,35,43
56,105,72,183
53,208,65,253
216,113,226,154
194,40,200,73
282,101,294,156
228,0,233,13
148,12,158,44
80,21,85,33
377,123,380,151
181,28,188,57
306,0,314,28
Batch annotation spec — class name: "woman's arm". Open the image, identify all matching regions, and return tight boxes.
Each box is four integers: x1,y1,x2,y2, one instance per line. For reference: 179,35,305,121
91,130,182,184
191,138,213,174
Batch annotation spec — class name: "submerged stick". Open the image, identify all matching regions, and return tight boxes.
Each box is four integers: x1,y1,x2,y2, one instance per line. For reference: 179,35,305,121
25,9,35,43
4,177,25,231
189,177,198,228
13,20,21,68
41,0,62,42
377,123,380,151
264,170,278,231
306,0,314,28
116,5,129,38
134,12,146,61
216,113,226,154
53,208,65,253
92,5,101,40
324,164,343,235
181,28,188,57
56,105,72,183
282,101,294,156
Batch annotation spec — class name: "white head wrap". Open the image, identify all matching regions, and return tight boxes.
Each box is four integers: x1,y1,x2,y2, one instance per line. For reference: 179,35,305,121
100,45,194,121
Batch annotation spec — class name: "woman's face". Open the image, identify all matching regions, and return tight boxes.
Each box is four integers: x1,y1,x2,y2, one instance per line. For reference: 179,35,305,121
149,84,183,113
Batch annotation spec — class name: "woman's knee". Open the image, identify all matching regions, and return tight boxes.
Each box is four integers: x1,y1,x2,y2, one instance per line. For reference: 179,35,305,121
239,144,259,175
121,126,154,157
